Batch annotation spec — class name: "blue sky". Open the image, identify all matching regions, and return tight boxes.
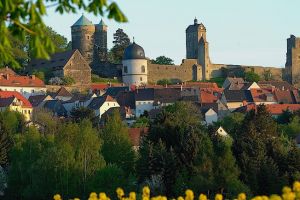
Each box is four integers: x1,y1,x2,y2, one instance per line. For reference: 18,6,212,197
44,0,300,67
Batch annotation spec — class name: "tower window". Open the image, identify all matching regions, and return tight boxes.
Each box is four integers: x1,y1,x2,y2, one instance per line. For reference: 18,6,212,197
141,65,145,73
124,66,128,73
140,77,143,81
87,36,90,39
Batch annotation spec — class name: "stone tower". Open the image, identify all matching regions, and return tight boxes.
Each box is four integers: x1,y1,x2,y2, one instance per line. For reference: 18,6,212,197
94,19,108,62
71,15,108,67
186,18,210,80
285,35,300,85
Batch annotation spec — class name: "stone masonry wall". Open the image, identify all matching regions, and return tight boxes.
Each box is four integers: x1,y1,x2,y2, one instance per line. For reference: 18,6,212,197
147,59,202,84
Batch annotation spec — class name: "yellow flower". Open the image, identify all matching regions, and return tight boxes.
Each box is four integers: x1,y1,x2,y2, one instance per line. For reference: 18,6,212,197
178,196,184,200
129,192,136,200
143,186,151,196
293,181,300,193
117,188,125,199
215,194,223,200
99,192,107,200
238,193,246,200
282,192,295,200
262,196,269,200
185,189,194,200
283,187,292,194
74,198,80,200
53,194,62,200
199,194,207,200
269,195,282,200
161,196,167,200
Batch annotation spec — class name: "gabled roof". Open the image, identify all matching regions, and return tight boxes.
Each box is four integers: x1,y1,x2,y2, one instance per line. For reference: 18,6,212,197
223,89,252,102
28,95,52,107
258,81,296,91
135,88,154,101
105,86,130,97
116,91,136,109
153,88,181,104
0,73,45,87
72,15,93,26
0,91,32,108
28,49,90,71
88,95,116,110
199,89,221,103
274,90,295,104
250,88,275,103
0,67,16,75
43,100,67,116
200,103,218,114
0,97,15,107
55,87,72,97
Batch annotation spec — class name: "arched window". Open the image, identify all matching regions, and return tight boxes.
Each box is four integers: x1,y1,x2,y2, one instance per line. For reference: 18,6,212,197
141,65,145,73
124,66,128,73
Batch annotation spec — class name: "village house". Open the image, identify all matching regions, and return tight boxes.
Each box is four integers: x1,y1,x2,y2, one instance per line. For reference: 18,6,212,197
62,93,97,115
28,49,91,86
0,91,32,121
28,94,53,108
0,68,46,98
88,95,120,119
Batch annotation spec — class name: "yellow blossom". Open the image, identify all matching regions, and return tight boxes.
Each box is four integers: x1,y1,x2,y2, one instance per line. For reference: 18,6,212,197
282,192,296,200
129,192,136,200
262,195,269,200
293,181,300,193
238,193,246,200
117,188,125,199
178,196,184,200
283,187,292,194
199,194,207,200
53,194,62,200
270,195,282,200
185,189,194,200
99,192,108,200
74,198,80,200
215,194,223,200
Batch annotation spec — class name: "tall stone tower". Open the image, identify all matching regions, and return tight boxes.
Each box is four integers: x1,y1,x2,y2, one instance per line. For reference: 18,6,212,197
285,35,300,85
71,15,108,67
186,18,210,80
94,19,108,62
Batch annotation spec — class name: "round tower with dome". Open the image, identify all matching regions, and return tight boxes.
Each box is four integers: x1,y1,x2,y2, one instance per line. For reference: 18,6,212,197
122,41,148,86
71,14,108,66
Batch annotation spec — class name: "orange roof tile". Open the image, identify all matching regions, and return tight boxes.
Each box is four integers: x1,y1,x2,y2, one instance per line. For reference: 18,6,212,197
0,74,44,87
266,104,300,115
0,91,32,108
128,127,149,146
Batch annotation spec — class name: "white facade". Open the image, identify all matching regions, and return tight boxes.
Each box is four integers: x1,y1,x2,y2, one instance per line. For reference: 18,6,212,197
98,101,120,118
0,86,46,99
215,126,229,137
205,108,218,124
122,59,148,86
135,100,154,117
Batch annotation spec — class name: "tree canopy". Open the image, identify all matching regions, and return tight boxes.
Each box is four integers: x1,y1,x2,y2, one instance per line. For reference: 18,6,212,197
0,0,127,68
109,28,131,64
151,56,174,65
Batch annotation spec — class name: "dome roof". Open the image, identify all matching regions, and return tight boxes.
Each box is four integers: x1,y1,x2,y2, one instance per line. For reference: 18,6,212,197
72,15,93,27
123,42,145,60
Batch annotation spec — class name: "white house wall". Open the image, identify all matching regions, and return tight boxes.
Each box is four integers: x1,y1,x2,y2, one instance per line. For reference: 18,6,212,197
0,86,46,99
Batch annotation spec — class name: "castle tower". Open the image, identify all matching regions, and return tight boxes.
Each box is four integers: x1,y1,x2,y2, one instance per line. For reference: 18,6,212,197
95,19,108,62
186,18,210,80
71,15,95,65
122,41,148,86
285,35,300,85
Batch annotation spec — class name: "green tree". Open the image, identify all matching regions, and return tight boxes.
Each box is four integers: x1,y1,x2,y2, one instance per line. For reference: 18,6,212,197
0,0,127,68
263,69,273,81
245,71,260,82
100,109,135,173
157,79,172,85
277,109,293,124
280,116,300,138
151,56,174,65
70,107,96,123
110,28,130,63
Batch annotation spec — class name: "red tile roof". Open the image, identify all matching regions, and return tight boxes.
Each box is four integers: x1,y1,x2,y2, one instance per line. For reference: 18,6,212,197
235,103,300,115
250,88,275,102
128,127,149,146
199,88,222,103
0,73,44,87
0,91,32,108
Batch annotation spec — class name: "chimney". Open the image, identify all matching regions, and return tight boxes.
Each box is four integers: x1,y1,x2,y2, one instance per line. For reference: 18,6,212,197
6,74,9,80
180,84,183,91
31,75,35,80
5,66,8,70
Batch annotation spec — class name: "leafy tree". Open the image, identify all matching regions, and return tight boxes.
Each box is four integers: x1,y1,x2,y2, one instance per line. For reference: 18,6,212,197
132,116,149,128
263,69,273,81
216,112,244,139
32,70,45,81
137,102,215,196
70,107,96,123
100,109,135,173
32,108,59,135
245,71,260,82
0,166,6,196
277,109,293,124
151,56,174,65
280,116,300,139
110,29,130,63
62,76,75,85
0,0,127,68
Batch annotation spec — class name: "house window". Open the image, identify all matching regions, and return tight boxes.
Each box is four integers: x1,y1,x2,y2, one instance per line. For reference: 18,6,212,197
141,65,145,73
124,66,128,73
32,89,35,93
140,77,143,81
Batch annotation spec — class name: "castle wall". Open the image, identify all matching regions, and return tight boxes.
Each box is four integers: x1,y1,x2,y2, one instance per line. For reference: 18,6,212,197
147,59,202,84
